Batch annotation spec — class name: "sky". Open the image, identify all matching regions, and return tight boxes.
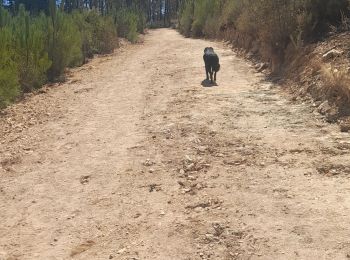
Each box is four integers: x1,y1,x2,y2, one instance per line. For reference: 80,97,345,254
2,1,62,6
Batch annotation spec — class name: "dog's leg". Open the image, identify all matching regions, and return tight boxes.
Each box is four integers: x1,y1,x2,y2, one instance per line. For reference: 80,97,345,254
210,67,214,83
214,71,217,82
205,65,210,80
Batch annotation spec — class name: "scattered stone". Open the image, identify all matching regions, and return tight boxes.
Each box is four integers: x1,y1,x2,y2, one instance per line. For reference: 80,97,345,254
317,101,331,115
340,123,350,133
185,202,211,209
256,62,268,72
196,183,203,190
143,159,155,166
177,181,185,187
134,213,141,218
322,49,343,61
325,110,339,123
205,233,218,242
187,175,196,181
70,240,95,257
79,175,91,185
316,164,348,176
149,184,161,192
212,223,225,237
117,248,127,254
197,146,208,153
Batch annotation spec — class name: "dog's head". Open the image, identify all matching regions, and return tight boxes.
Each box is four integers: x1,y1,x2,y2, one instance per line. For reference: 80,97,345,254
204,47,214,53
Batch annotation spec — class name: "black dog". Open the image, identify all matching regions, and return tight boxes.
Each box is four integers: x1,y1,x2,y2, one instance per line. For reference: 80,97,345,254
203,47,220,83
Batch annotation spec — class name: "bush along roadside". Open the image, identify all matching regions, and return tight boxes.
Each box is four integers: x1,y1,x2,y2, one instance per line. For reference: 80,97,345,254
178,0,350,123
0,2,145,108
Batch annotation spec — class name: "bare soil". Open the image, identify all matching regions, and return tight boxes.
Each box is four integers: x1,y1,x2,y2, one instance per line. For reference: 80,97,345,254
1,29,350,260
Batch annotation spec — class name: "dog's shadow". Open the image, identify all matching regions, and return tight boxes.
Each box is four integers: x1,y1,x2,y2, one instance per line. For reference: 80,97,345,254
201,79,218,88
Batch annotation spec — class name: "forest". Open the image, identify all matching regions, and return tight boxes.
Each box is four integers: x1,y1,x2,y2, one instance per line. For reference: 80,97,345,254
0,0,181,108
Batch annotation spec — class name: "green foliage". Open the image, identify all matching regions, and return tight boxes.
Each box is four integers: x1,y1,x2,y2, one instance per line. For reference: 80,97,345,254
0,27,19,108
47,2,83,79
89,13,117,54
72,10,95,60
192,0,219,37
0,6,12,27
179,0,194,37
114,8,140,43
73,10,118,61
0,1,146,108
13,6,51,91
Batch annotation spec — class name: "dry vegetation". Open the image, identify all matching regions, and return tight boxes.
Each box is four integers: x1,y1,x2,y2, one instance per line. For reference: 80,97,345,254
178,0,350,122
321,65,350,102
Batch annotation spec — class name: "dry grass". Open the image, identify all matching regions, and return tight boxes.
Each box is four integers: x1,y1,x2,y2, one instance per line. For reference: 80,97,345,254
321,65,350,102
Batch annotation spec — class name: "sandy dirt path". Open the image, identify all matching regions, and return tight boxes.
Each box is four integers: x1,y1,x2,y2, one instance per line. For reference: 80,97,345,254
1,29,350,260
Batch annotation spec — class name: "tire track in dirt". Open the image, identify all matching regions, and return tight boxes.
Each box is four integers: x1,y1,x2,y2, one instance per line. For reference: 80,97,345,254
1,29,350,260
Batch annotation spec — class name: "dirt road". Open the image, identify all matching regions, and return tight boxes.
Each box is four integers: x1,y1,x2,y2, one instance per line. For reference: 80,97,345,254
1,29,350,260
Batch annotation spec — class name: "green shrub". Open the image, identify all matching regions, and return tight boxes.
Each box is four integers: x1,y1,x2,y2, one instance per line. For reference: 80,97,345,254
115,9,139,43
13,6,51,91
203,15,221,38
72,11,95,61
73,10,118,59
135,9,146,33
0,28,19,108
47,2,83,80
0,2,140,108
179,0,194,36
91,13,118,53
0,6,12,27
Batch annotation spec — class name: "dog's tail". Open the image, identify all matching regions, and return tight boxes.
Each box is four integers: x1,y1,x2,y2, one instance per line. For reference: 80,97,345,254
214,63,220,72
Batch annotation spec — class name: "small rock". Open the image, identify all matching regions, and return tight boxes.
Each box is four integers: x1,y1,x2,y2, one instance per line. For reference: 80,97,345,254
205,233,217,242
340,123,350,133
197,146,208,153
178,181,185,187
109,255,114,259
187,175,196,181
317,101,331,115
117,248,127,254
196,183,203,190
256,62,268,72
143,159,154,166
322,49,343,61
326,110,338,123
79,175,91,185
